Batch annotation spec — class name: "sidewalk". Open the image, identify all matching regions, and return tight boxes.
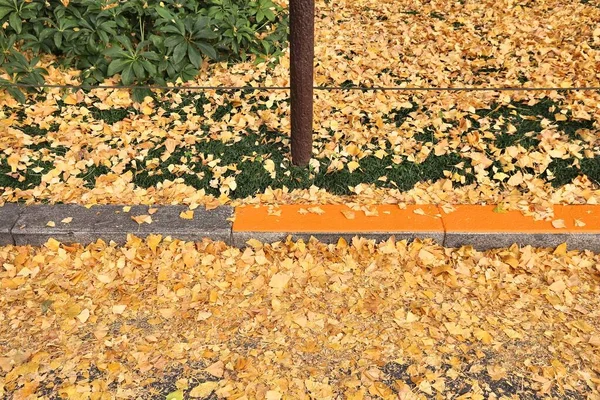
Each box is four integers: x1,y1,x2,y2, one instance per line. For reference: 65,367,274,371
1,234,598,398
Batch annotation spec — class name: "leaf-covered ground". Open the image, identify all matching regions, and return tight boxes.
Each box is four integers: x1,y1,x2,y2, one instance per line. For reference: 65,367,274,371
1,236,599,399
1,0,600,218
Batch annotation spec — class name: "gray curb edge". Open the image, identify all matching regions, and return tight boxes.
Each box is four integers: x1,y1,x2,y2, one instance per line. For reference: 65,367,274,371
1,204,599,252
1,204,233,246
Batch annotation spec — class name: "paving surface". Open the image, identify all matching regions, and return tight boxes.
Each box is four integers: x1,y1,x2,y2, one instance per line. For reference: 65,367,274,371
1,236,598,398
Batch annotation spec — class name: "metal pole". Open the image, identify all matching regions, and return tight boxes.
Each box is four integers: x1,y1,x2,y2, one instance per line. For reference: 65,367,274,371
289,0,314,166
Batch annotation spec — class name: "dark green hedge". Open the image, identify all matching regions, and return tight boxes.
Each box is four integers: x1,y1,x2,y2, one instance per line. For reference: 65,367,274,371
0,0,288,101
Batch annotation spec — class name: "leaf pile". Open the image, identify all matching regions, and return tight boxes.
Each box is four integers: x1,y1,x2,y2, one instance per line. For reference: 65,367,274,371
1,236,599,398
1,0,600,215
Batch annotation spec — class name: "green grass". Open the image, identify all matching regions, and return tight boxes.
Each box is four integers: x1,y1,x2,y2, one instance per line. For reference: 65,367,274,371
90,107,136,124
475,98,594,149
19,124,60,137
385,101,420,126
429,11,445,20
546,158,581,188
1,96,598,199
581,156,600,186
120,126,476,198
0,158,53,190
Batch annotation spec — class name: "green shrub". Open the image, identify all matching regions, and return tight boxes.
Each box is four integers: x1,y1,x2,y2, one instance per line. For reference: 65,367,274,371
0,0,288,102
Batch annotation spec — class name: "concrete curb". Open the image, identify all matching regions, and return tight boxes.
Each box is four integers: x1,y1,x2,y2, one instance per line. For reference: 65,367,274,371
0,203,599,253
0,203,23,245
231,204,446,247
231,204,600,253
2,204,233,246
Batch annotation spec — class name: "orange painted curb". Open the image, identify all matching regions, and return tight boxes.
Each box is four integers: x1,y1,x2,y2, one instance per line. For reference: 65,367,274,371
233,204,600,234
233,204,444,233
553,205,600,233
442,205,600,233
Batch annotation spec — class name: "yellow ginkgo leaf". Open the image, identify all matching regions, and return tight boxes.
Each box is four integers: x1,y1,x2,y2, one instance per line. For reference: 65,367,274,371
267,208,282,216
493,204,508,213
112,305,127,314
307,207,325,215
341,210,355,220
263,159,276,178
554,113,568,121
179,210,194,220
507,171,524,186
63,93,78,105
77,309,90,323
146,234,162,252
189,382,218,398
269,272,291,289
347,161,360,173
141,105,153,116
132,215,152,225
553,242,567,256
474,328,493,344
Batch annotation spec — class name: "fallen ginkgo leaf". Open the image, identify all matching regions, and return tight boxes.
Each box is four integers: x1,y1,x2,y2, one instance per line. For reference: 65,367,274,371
549,279,566,294
179,210,194,220
347,161,360,173
112,305,127,314
341,210,356,220
189,382,218,398
269,272,291,289
77,309,90,323
493,204,508,213
196,311,212,321
132,215,152,225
